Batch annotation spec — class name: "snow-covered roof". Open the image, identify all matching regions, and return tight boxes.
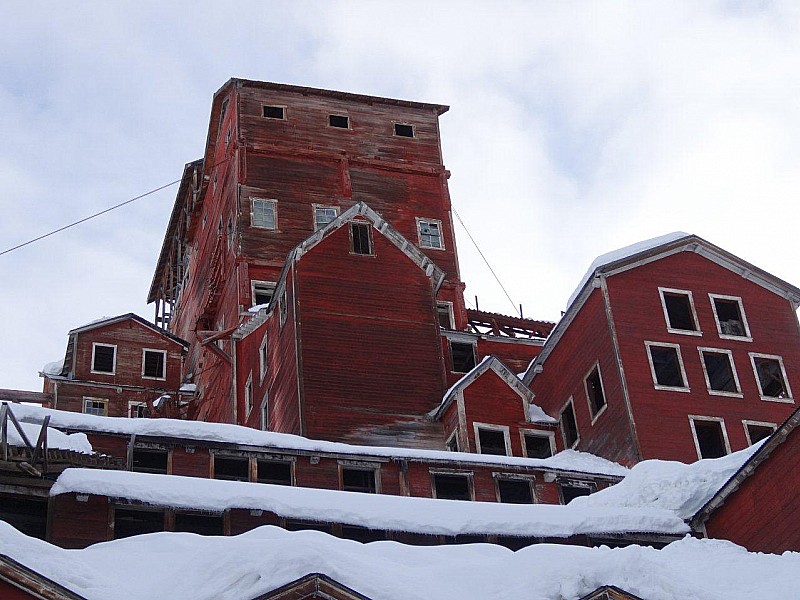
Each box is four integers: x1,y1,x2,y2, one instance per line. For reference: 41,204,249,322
50,468,683,538
12,404,627,477
9,421,92,454
41,359,65,376
0,520,798,600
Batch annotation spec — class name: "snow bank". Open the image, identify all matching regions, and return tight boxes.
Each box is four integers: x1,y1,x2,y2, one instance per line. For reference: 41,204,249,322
50,468,677,537
573,443,761,519
12,404,628,476
567,232,690,309
8,421,92,454
0,520,797,600
528,402,557,424
41,359,64,376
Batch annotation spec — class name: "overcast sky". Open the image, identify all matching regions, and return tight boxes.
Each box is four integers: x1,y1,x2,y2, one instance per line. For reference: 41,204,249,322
2,1,800,391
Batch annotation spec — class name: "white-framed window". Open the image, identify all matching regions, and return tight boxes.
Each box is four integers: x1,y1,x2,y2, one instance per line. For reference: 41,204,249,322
430,470,474,501
142,349,167,380
393,123,415,138
710,294,752,341
689,415,731,459
251,280,276,308
645,341,690,391
128,401,147,419
749,353,793,402
251,198,277,230
658,287,701,336
262,105,286,120
584,363,607,422
259,333,268,381
244,373,253,418
473,423,511,456
560,398,579,449
520,429,556,459
313,205,339,230
91,343,117,375
260,391,269,431
494,474,535,504
416,218,444,250
698,347,742,397
339,462,380,494
742,420,777,446
436,301,455,329
83,397,108,416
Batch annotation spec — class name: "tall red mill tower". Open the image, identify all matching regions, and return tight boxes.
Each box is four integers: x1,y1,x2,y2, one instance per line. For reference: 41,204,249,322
147,79,550,447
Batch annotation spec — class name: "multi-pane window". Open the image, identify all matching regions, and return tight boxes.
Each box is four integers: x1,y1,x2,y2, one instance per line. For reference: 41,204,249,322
560,400,579,449
83,398,108,416
646,342,688,389
496,478,534,504
710,295,751,339
475,426,509,456
313,205,339,230
251,198,277,229
699,349,740,395
450,341,476,373
750,354,792,400
417,218,444,249
690,417,730,459
142,349,166,379
431,472,472,501
251,281,276,307
91,344,116,374
523,432,554,459
659,288,700,334
350,222,373,255
584,365,606,418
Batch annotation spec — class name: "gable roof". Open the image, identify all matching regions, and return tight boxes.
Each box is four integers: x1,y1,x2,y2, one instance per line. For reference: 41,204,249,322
524,233,800,384
236,201,446,339
67,313,188,347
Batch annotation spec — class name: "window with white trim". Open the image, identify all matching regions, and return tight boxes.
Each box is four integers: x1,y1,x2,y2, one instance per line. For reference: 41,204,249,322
128,401,147,419
699,348,741,396
91,343,116,374
313,205,339,230
559,480,596,504
689,416,730,459
710,294,751,340
522,431,555,459
417,218,444,250
474,424,510,456
659,287,700,334
450,341,476,373
436,302,455,329
340,465,379,493
645,342,689,390
560,399,579,449
244,373,253,418
259,334,268,381
496,477,534,504
743,420,776,445
431,472,473,501
260,392,269,431
584,364,606,419
750,353,792,401
142,349,167,380
83,397,108,416
251,281,276,308
251,198,277,230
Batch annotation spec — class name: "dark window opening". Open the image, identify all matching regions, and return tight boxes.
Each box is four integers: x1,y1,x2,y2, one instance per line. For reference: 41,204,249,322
132,448,168,474
497,479,534,504
214,456,249,481
432,473,471,501
450,342,476,373
143,350,166,379
693,420,728,459
350,222,373,255
585,366,606,416
341,525,385,543
445,433,459,452
256,460,292,485
219,98,229,125
329,114,349,128
663,292,698,331
394,123,414,137
714,298,746,336
477,428,507,456
284,520,332,534
114,508,165,539
437,303,453,329
263,105,285,119
561,403,579,448
560,483,595,504
754,357,789,398
93,345,115,373
702,351,739,393
649,345,685,387
342,468,377,493
174,512,225,536
0,496,47,540
746,424,774,445
524,434,553,459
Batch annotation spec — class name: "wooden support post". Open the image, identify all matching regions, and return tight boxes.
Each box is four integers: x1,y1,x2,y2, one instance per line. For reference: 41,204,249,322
6,406,34,454
31,416,50,471
0,403,7,462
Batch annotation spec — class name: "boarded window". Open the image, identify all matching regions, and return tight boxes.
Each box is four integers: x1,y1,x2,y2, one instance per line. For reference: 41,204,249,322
585,366,606,417
350,222,373,255
114,508,165,539
214,456,249,481
701,350,739,393
256,460,292,485
561,402,579,448
524,433,553,459
477,428,507,456
329,114,349,128
560,482,595,504
648,344,686,388
432,473,471,501
450,342,476,372
394,123,415,137
753,356,790,399
143,350,166,379
497,479,533,504
746,423,775,445
713,297,748,337
174,512,224,536
263,105,285,119
662,291,698,332
92,345,115,373
132,448,168,474
692,419,728,459
341,468,377,493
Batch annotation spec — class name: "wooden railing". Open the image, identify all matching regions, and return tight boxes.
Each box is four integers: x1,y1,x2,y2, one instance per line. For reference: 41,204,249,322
0,403,50,477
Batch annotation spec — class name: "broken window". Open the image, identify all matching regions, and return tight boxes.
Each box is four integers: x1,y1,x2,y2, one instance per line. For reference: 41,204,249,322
251,198,277,230
313,205,339,230
394,123,415,138
114,508,165,539
560,400,579,449
256,459,292,485
437,302,454,329
646,343,687,389
91,344,116,374
584,365,606,418
132,448,168,474
744,422,776,445
128,402,147,419
82,397,108,416
700,349,740,394
497,478,534,504
341,467,378,493
751,354,791,400
329,114,349,128
142,349,166,379
476,427,508,456
559,482,596,504
523,433,554,459
417,218,443,249
251,281,276,307
263,105,285,119
432,473,472,501
711,295,750,338
445,432,459,452
691,418,729,459
213,455,250,481
174,512,224,536
450,341,476,373
350,222,373,255
659,288,699,333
